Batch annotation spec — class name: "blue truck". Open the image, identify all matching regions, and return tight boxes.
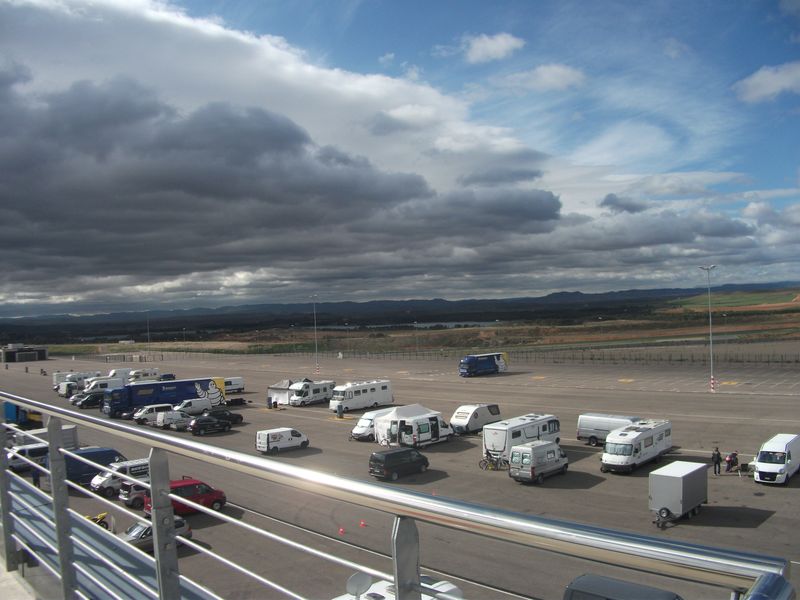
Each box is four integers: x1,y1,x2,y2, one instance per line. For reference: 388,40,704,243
4,402,44,429
458,352,509,377
102,377,225,418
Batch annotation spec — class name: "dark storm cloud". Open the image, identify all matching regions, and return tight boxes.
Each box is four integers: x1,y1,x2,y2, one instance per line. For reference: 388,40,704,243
599,193,649,213
458,167,544,187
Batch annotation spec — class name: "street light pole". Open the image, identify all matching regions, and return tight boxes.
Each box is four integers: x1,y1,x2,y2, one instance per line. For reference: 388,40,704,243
311,295,319,374
698,265,716,392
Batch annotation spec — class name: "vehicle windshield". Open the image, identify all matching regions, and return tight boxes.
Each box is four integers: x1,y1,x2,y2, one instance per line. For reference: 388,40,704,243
356,418,372,428
332,390,345,398
757,451,786,464
604,443,633,456
125,522,149,537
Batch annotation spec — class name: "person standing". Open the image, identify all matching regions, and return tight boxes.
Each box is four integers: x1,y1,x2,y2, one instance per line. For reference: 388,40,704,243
31,466,41,488
711,447,722,475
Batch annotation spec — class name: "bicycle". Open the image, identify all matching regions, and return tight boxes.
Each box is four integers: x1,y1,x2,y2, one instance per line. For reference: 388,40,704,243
478,455,509,471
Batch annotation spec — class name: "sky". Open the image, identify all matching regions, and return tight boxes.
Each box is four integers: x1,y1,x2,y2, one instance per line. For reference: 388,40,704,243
0,0,799,317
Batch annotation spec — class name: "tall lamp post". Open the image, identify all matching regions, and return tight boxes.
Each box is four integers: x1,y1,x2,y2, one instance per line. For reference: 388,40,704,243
698,265,716,392
311,295,319,375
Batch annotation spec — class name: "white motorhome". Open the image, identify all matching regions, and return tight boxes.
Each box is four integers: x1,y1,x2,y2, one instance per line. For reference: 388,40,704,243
601,419,673,474
753,433,800,484
449,404,501,435
255,428,309,454
329,380,393,412
224,377,245,394
577,413,643,447
58,371,101,393
508,440,569,484
350,407,396,441
83,377,125,393
288,380,336,407
128,368,160,383
482,414,561,461
374,404,452,448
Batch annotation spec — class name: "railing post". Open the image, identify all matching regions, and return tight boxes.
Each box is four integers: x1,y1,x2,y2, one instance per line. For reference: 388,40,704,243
392,516,421,600
148,448,180,600
47,417,78,598
0,424,19,572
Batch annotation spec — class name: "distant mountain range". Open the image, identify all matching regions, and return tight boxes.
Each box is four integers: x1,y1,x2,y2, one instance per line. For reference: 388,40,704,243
2,281,797,344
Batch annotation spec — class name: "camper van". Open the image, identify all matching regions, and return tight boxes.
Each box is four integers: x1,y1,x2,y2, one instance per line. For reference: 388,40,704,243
449,404,501,435
350,407,396,441
255,428,309,454
601,420,673,473
508,440,569,484
482,414,561,461
373,404,452,448
577,413,643,447
64,371,101,388
224,377,245,394
753,433,800,484
288,380,336,406
329,380,393,413
90,458,150,498
128,368,160,383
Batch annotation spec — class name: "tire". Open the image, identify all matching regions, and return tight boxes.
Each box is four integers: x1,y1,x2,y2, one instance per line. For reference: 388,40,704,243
419,464,427,473
131,497,144,510
561,464,568,475
368,434,375,442
103,487,116,499
270,447,279,455
300,401,306,407
97,520,109,530
211,500,223,511
600,465,608,473
555,437,560,444
224,424,231,432
589,436,598,447
198,429,205,436
658,507,671,519
478,459,490,471
534,474,544,485
191,430,199,436
390,472,399,481
372,403,378,408
300,440,309,449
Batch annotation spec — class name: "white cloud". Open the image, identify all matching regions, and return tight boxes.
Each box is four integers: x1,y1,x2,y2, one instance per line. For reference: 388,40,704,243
733,61,800,103
463,32,525,64
378,52,394,67
570,122,675,168
663,37,690,59
502,63,585,92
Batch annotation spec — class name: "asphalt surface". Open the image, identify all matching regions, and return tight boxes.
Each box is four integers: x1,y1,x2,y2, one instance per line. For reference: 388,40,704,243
2,355,799,600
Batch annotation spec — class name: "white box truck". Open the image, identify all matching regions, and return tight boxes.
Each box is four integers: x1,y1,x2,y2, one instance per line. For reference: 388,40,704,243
329,380,393,412
649,461,707,528
373,404,452,448
753,433,800,484
601,419,672,473
223,377,245,393
577,413,643,447
482,414,561,461
288,380,336,406
449,403,501,435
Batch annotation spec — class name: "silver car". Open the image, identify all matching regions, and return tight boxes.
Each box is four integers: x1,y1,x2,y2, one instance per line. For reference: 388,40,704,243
119,517,192,552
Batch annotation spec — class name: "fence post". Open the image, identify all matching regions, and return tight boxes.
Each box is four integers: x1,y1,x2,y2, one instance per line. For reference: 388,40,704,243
47,417,78,598
149,448,181,600
392,516,421,600
0,424,19,573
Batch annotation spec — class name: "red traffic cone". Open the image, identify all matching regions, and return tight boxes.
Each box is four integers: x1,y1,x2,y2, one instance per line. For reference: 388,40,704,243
338,527,345,535
359,519,366,528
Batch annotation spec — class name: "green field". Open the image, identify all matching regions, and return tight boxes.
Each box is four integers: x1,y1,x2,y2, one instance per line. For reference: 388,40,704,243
669,289,800,309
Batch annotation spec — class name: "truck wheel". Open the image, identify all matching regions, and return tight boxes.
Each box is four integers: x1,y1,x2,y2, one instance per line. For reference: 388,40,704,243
600,465,608,473
390,472,399,481
300,401,306,407
658,507,671,519
103,487,116,499
534,474,544,485
270,447,279,455
589,436,598,447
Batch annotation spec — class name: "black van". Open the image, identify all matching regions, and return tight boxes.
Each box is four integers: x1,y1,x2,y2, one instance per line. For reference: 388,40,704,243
369,448,429,481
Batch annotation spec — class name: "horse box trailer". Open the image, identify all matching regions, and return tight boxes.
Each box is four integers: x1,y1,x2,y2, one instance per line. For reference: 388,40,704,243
374,404,452,448
329,380,393,413
601,419,673,473
649,461,707,528
482,414,561,461
576,413,643,447
753,433,800,484
449,403,501,435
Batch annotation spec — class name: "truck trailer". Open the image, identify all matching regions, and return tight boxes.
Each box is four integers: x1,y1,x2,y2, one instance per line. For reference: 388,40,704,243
649,461,707,528
102,377,225,418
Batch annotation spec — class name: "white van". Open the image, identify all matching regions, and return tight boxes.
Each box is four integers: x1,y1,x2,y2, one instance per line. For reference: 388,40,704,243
753,433,800,484
57,381,79,397
449,404,501,435
6,443,50,472
289,380,336,406
508,440,569,484
329,380,393,412
83,377,125,393
482,414,561,461
255,428,309,454
374,404,452,448
128,368,160,383
90,458,150,498
174,396,214,415
133,403,174,425
601,420,672,473
577,413,643,447
224,377,245,394
156,410,192,431
350,408,396,441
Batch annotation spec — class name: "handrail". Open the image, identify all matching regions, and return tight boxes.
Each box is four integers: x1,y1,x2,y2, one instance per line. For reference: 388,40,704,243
0,390,792,596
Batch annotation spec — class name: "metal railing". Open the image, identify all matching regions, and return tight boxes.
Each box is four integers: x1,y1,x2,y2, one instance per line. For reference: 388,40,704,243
0,390,795,600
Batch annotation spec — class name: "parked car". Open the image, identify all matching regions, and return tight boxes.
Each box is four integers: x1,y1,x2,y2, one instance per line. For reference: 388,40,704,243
202,409,243,425
119,480,149,509
368,448,429,481
74,394,103,409
187,415,231,436
143,477,226,516
119,516,192,552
